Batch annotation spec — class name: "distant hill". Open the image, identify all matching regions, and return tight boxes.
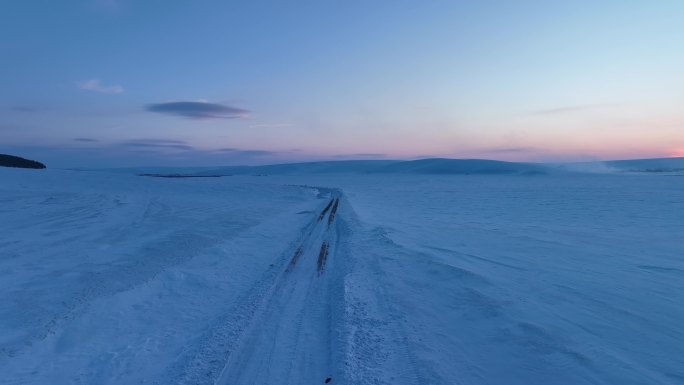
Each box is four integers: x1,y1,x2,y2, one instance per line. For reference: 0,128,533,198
203,159,546,176
0,154,46,169
371,158,547,175
197,160,398,175
119,159,550,177
79,156,684,176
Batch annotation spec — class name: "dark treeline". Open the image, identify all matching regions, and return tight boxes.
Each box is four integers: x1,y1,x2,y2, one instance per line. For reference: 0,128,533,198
0,154,46,169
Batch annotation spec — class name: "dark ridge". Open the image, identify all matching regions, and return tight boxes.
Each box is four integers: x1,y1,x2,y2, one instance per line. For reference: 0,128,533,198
317,242,329,274
327,198,340,227
287,247,304,271
0,154,46,169
318,199,335,222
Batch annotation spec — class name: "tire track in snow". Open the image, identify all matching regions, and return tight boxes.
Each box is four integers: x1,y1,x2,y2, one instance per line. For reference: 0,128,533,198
318,199,335,222
328,198,340,227
162,189,341,385
215,191,342,385
317,241,330,274
167,188,425,385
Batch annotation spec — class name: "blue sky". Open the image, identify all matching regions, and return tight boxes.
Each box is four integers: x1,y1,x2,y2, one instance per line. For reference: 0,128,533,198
1,0,683,167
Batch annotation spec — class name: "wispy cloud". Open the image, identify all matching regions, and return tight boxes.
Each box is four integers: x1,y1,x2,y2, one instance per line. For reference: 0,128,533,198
331,153,387,159
355,153,386,158
2,143,289,168
146,101,249,119
73,138,99,142
532,104,607,115
215,148,275,156
482,147,536,154
248,123,293,129
118,139,194,151
78,79,124,94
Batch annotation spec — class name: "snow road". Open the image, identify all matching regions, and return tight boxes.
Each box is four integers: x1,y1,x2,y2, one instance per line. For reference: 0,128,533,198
216,195,340,384
1,168,683,384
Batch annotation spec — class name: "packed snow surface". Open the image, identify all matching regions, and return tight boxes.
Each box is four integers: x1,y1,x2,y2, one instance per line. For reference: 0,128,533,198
1,166,683,384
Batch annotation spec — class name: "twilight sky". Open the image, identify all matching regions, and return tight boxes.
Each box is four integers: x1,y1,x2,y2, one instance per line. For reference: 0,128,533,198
1,0,683,167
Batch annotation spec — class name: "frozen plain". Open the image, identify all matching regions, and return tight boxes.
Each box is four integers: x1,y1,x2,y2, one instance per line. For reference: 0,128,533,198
1,165,683,385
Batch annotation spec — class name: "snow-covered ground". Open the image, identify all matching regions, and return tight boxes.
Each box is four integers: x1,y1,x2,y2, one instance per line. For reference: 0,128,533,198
1,167,683,384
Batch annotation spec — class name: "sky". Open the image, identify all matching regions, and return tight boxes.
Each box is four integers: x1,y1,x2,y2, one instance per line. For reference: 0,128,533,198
1,0,683,167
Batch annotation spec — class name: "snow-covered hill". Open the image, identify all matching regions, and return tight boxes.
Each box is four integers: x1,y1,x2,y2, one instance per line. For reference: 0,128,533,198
103,156,684,178
102,158,553,177
371,158,546,174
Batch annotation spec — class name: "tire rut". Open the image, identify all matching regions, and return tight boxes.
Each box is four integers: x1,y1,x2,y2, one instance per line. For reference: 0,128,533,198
165,188,342,385
215,190,342,385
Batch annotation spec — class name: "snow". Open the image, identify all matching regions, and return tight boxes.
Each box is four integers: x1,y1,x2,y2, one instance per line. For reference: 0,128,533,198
558,157,684,174
326,173,684,384
1,166,683,384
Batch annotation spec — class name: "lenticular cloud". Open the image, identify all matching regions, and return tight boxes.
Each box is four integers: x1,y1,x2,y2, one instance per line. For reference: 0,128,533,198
146,101,249,119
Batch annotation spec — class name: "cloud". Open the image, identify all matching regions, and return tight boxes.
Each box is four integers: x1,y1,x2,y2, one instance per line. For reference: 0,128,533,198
78,79,124,94
482,147,536,154
355,153,386,158
215,148,275,156
73,138,99,142
112,140,276,157
146,101,249,119
118,139,194,151
331,153,387,159
248,123,293,128
1,143,289,168
532,104,607,115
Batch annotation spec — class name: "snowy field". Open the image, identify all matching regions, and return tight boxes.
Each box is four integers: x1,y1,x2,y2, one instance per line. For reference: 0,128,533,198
1,166,683,384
